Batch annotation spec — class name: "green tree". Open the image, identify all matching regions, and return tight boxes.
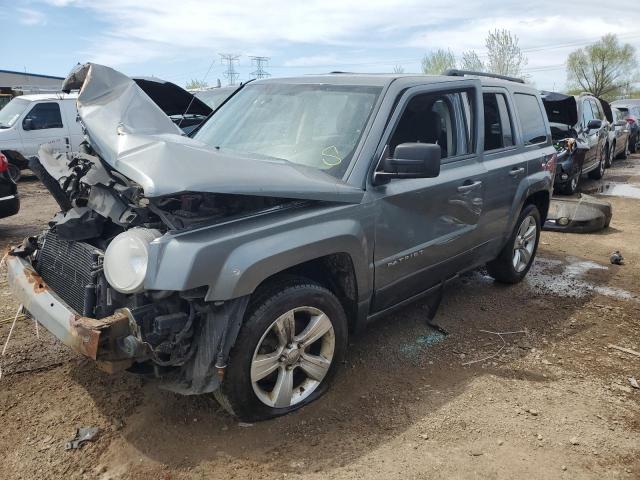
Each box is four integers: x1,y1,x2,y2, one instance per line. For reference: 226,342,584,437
460,50,484,71
393,65,405,74
421,48,456,74
566,34,638,100
485,29,527,77
185,78,209,90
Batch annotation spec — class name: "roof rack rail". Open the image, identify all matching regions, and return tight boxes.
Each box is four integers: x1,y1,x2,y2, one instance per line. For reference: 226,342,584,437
443,69,525,84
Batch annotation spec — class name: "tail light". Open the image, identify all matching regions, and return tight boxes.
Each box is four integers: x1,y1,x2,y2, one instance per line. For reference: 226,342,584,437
543,152,557,188
0,153,8,173
543,152,557,173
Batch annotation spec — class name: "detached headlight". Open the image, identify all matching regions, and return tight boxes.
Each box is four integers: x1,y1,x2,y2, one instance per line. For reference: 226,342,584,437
104,228,162,294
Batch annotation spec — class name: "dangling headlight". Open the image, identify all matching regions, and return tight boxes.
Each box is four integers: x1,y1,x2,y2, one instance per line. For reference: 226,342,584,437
103,228,162,294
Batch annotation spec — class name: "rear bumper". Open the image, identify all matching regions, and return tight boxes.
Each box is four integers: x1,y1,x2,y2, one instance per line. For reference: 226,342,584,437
5,253,133,368
0,194,19,219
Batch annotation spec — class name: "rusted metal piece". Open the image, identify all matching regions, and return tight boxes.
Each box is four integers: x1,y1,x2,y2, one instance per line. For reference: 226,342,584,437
5,253,132,369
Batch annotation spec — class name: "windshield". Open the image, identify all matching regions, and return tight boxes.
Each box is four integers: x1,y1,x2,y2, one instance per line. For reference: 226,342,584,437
194,89,234,109
194,83,381,178
0,98,29,129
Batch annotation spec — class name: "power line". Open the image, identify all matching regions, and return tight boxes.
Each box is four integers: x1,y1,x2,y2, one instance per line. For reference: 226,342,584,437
219,53,240,86
250,56,271,79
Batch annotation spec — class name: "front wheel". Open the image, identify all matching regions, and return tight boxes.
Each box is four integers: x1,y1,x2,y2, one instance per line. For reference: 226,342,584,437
588,145,606,180
618,138,629,160
487,204,541,284
7,163,21,182
562,167,581,195
215,279,347,421
605,142,614,168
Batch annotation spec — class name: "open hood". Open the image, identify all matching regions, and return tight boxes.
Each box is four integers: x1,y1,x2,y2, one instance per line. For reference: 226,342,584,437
131,76,213,117
541,91,578,127
59,63,364,203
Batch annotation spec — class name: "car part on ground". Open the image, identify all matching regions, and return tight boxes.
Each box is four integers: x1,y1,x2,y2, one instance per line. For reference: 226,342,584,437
543,194,612,233
6,63,554,420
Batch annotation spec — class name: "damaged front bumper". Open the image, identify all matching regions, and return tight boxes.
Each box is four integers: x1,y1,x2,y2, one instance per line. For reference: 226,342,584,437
5,253,134,371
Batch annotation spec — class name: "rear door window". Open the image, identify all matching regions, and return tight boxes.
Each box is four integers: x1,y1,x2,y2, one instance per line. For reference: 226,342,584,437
482,93,514,150
514,93,547,145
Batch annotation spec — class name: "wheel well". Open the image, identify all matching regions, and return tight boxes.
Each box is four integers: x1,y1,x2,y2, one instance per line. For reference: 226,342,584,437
525,190,550,223
252,253,358,331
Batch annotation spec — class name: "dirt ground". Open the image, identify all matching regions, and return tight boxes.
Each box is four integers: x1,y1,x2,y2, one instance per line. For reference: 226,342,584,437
1,156,639,480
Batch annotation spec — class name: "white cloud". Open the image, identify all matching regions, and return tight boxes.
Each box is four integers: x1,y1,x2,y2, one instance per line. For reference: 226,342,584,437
17,8,47,26
41,0,640,89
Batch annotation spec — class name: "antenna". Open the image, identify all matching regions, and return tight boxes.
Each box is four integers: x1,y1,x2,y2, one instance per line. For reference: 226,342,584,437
219,53,240,86
249,56,271,79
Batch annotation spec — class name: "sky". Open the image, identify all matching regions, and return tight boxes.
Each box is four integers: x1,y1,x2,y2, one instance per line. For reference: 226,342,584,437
3,0,640,92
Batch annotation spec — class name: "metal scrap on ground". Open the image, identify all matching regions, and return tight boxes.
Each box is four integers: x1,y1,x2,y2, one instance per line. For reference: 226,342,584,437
65,427,100,450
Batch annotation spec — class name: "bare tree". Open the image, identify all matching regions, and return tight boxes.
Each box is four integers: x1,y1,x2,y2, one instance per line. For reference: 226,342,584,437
422,48,456,74
460,50,484,71
393,65,405,74
485,29,527,77
566,34,638,100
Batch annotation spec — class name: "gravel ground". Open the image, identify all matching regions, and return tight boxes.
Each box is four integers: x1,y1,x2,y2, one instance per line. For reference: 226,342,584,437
0,156,639,480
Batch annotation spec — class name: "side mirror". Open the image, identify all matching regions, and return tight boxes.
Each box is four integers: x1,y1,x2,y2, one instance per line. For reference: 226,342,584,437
23,117,34,131
376,143,441,182
586,119,602,131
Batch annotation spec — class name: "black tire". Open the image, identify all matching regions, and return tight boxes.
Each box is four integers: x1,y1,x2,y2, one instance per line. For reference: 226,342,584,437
215,277,348,421
487,204,541,284
7,163,21,182
588,144,606,180
561,167,581,195
618,139,629,160
605,142,614,168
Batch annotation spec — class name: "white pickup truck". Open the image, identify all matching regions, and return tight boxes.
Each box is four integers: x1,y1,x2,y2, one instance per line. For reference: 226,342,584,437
0,93,83,180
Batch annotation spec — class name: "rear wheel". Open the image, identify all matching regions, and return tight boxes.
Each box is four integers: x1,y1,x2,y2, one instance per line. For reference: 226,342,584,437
605,141,614,168
215,278,347,421
487,204,541,284
618,138,630,159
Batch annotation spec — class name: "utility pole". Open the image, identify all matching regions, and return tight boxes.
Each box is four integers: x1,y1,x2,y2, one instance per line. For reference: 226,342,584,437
219,54,240,86
250,56,271,79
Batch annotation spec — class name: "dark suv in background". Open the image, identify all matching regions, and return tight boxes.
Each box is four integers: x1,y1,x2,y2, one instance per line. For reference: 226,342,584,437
611,99,640,153
542,91,610,195
7,65,554,420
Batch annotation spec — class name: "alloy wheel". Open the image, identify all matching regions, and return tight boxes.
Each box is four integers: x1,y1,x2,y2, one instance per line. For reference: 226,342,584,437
251,306,335,408
512,215,537,273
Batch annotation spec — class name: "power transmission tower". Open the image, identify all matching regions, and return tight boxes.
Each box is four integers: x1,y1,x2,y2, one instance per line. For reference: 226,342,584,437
219,53,240,86
250,56,271,79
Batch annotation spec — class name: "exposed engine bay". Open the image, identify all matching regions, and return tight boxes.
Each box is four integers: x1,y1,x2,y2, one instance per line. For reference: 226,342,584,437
18,142,298,391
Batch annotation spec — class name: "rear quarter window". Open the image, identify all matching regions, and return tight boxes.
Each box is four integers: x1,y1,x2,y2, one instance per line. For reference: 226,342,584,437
514,93,548,145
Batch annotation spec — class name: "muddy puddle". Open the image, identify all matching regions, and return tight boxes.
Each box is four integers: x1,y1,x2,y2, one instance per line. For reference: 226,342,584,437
596,182,640,199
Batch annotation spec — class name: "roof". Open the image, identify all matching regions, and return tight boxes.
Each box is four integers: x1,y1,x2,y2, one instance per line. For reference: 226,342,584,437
0,69,64,80
611,99,640,107
252,73,534,89
14,92,78,102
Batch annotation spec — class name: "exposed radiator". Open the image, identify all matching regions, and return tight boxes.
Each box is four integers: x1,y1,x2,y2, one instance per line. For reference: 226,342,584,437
35,231,102,316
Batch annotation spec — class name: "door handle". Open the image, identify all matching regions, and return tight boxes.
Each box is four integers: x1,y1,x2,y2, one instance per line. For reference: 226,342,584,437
457,180,482,192
509,167,525,177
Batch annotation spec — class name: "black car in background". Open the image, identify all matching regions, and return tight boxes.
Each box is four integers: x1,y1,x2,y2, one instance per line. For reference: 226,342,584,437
132,77,213,135
193,87,235,111
611,99,640,154
0,152,19,219
541,91,610,195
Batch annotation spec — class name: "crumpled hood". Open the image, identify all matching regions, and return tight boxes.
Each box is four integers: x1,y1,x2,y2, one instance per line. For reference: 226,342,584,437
60,63,364,203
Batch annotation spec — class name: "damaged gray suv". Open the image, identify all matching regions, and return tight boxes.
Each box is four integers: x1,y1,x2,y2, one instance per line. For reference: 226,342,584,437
6,65,555,421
